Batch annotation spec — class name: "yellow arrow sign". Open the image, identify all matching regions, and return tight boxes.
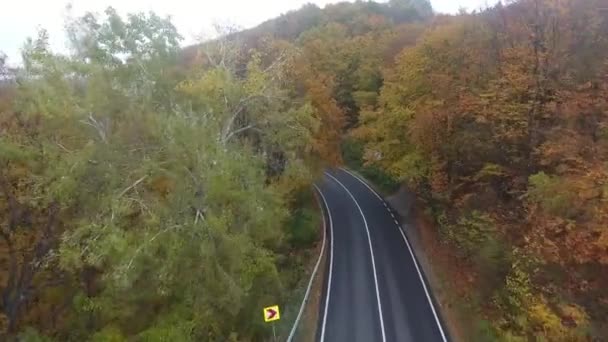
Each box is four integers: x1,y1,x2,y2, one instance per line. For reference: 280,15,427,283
263,305,280,322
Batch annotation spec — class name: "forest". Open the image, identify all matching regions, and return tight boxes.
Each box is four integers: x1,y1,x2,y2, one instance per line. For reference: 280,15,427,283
1,0,607,340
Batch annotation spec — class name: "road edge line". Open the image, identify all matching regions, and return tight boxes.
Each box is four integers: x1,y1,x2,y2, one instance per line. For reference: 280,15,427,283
286,186,329,341
313,185,334,342
339,168,385,202
324,172,387,342
338,168,449,342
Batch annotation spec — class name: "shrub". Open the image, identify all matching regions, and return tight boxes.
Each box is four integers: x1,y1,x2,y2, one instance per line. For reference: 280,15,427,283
342,138,400,193
528,172,579,218
445,211,499,258
288,207,319,248
17,328,56,342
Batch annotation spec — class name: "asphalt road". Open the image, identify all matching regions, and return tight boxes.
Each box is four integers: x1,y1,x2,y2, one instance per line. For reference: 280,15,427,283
315,169,449,342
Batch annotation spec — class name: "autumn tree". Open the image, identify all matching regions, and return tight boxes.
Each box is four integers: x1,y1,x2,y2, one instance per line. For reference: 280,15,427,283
1,8,320,341
352,0,608,339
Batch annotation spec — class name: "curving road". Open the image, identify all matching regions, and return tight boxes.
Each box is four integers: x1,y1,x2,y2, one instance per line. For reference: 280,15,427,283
314,169,449,342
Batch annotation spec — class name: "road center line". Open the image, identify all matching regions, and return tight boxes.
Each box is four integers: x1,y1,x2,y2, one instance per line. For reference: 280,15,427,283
314,185,334,342
338,168,449,342
324,172,387,342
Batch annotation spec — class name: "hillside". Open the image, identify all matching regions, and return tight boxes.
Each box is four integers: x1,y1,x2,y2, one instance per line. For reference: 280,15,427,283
181,1,433,75
1,0,608,340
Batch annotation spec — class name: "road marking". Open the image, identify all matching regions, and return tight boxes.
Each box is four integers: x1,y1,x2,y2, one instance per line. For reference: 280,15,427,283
313,185,334,342
339,168,385,202
338,168,449,342
337,169,395,218
287,186,328,342
394,219,399,225
324,172,387,342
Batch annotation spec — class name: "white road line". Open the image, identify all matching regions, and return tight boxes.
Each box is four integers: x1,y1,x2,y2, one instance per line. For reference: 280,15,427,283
324,172,387,342
287,186,329,342
338,168,449,342
314,185,334,342
340,168,385,202
394,219,399,225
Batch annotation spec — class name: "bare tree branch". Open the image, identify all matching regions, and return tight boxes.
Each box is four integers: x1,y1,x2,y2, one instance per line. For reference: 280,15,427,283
223,124,259,143
80,113,109,144
118,176,148,198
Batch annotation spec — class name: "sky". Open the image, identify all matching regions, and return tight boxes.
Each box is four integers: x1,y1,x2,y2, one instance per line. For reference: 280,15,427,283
0,0,499,65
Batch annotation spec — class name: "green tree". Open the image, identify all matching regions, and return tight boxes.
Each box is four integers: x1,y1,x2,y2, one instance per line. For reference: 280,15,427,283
2,8,319,340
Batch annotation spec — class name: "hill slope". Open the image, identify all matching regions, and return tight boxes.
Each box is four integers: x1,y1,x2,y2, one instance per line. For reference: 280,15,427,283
2,0,608,340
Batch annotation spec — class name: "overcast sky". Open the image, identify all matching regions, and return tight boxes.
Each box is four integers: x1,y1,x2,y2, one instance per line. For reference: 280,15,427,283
0,0,499,64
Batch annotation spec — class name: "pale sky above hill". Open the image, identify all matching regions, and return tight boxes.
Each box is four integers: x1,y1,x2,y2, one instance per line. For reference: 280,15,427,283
0,0,500,65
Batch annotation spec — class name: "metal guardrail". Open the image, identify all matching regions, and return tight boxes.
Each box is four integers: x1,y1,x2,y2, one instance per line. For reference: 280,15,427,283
283,185,328,342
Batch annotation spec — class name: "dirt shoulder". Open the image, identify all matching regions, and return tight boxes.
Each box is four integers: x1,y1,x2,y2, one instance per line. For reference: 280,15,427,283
384,186,474,342
279,191,328,341
298,235,326,341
